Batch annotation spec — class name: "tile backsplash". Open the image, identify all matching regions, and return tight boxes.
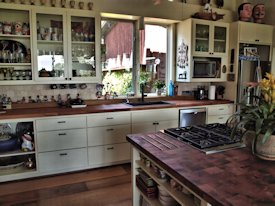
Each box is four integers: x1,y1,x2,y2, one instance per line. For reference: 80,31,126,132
0,82,210,103
0,84,97,103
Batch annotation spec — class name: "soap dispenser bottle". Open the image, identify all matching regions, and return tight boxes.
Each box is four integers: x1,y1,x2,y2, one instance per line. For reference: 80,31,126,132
168,80,174,96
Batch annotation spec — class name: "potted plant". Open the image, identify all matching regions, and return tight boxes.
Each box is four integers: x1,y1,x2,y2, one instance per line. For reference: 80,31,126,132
229,73,275,160
153,80,165,96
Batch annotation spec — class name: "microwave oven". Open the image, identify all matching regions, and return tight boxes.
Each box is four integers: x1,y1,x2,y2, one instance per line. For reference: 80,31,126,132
193,57,221,78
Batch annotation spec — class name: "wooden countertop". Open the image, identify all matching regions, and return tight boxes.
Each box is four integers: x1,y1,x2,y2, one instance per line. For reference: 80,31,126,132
0,99,232,120
126,132,275,206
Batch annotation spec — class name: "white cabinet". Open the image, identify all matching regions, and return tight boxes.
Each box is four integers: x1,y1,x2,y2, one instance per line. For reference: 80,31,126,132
0,119,37,182
131,108,178,133
192,19,229,57
87,112,131,167
176,18,229,82
32,8,100,83
36,115,88,173
0,4,33,85
207,104,234,124
237,21,273,45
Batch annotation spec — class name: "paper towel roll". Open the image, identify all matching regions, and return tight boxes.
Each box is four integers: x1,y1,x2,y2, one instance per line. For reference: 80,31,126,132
208,85,216,100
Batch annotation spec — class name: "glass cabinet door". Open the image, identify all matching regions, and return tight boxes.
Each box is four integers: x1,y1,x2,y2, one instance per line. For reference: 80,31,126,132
213,26,227,53
68,15,96,80
194,23,210,53
0,7,32,83
35,12,66,80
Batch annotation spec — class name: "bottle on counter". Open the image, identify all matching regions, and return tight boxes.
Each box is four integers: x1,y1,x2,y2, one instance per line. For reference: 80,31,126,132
168,80,174,96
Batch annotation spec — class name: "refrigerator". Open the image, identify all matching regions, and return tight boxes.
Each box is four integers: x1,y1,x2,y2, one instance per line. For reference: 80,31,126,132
237,44,271,106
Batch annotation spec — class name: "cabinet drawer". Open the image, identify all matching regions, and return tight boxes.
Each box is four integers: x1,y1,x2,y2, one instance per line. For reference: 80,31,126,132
38,148,87,172
132,108,178,123
36,116,86,132
207,114,232,124
207,104,234,116
88,143,130,165
88,124,130,146
37,128,87,152
87,112,131,127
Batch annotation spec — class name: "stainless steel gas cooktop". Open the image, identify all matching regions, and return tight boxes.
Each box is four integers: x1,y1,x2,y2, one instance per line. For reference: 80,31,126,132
164,123,246,154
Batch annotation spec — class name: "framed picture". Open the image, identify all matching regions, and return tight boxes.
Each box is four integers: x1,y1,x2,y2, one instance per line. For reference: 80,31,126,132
244,47,258,57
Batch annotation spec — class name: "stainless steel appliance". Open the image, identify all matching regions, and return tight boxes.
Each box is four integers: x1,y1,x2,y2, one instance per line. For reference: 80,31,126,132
193,57,221,78
179,108,206,127
164,123,245,154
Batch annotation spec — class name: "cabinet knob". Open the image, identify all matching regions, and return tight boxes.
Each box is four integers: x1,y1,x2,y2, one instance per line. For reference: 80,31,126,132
65,78,68,80
106,117,114,120
153,122,159,125
107,147,114,150
69,78,72,80
57,121,66,123
58,133,67,136
255,39,259,42
59,153,68,156
106,128,114,131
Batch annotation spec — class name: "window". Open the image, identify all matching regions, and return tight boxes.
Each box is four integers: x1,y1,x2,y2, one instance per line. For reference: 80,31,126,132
101,19,134,96
140,24,168,94
101,18,169,97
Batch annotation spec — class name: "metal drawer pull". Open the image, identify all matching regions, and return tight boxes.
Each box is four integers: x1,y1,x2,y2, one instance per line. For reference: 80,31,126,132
218,117,224,119
106,128,114,131
107,147,114,150
59,153,68,156
57,121,66,123
106,117,114,120
153,122,159,125
58,133,67,136
218,108,224,110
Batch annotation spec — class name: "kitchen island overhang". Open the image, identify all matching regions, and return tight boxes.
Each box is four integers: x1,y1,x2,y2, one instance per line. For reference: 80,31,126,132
127,131,275,206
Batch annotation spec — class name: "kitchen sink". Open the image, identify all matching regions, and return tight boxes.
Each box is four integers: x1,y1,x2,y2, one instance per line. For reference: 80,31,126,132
125,101,172,106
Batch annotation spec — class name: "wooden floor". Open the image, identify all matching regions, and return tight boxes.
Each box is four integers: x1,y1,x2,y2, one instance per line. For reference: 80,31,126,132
0,164,132,206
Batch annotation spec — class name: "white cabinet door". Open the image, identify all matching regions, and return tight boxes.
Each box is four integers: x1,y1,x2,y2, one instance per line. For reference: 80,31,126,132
88,143,130,166
38,148,87,172
88,124,130,146
239,21,273,44
87,111,131,127
36,116,86,131
156,120,178,131
37,128,87,152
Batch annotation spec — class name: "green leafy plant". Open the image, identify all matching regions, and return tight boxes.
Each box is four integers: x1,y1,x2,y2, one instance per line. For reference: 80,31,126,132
153,80,165,89
229,73,275,153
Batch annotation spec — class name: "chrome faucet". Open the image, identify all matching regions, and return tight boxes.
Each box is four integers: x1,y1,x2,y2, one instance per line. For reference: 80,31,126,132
140,83,147,102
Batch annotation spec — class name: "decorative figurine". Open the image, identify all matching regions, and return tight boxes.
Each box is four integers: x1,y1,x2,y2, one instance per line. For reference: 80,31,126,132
78,1,84,9
203,0,212,13
21,133,34,152
70,0,75,8
238,2,252,22
215,0,224,8
252,4,265,24
61,0,66,8
88,2,93,10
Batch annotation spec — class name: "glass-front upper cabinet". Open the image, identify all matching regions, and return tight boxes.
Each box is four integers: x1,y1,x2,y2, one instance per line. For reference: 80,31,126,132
192,19,229,57
33,9,66,81
67,10,99,82
33,8,100,83
0,5,33,85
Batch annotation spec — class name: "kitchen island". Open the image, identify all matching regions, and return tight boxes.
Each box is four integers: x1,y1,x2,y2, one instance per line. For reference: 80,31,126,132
127,131,275,206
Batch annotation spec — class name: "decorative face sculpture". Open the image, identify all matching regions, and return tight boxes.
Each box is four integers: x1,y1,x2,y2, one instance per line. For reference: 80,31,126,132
253,4,265,23
238,3,252,22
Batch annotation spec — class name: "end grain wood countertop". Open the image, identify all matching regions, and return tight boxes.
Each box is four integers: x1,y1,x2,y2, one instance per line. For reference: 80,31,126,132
0,99,232,120
126,132,275,206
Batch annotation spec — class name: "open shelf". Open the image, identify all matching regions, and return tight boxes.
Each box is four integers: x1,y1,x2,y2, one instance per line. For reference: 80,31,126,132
136,160,195,206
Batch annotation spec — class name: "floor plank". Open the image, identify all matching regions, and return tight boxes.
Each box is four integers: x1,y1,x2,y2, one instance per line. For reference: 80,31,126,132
0,164,132,206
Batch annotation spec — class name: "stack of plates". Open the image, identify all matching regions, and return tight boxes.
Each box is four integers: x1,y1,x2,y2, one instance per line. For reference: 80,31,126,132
157,185,180,206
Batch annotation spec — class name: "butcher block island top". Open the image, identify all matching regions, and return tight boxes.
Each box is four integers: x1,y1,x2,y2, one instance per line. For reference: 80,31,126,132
126,131,275,206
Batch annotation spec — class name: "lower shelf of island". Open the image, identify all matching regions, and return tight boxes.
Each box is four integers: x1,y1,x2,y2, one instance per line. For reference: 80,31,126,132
136,160,196,206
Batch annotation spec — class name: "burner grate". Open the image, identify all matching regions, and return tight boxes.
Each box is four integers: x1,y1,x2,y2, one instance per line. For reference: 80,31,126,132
164,123,242,150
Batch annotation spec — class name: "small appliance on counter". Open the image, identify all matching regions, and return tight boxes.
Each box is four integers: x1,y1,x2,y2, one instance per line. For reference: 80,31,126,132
194,86,208,100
